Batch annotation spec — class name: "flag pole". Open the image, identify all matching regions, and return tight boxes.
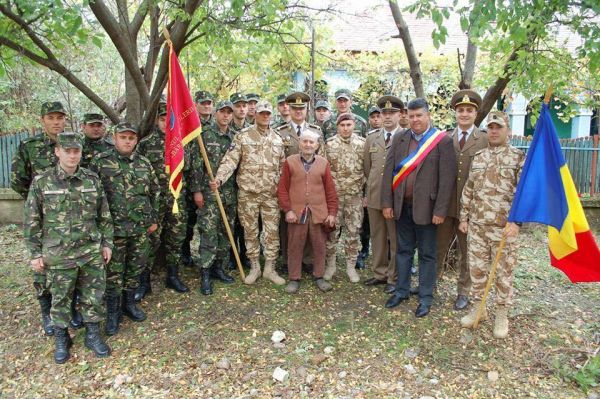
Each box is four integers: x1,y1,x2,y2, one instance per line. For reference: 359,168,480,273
162,27,245,280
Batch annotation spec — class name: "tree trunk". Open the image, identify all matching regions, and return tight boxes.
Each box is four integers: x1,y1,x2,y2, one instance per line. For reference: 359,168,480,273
389,0,425,98
459,37,477,89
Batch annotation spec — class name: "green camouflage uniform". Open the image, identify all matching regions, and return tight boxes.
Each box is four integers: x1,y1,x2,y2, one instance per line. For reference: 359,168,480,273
136,126,202,270
23,164,113,329
81,137,114,169
90,148,160,295
197,123,237,269
322,113,368,140
229,119,251,134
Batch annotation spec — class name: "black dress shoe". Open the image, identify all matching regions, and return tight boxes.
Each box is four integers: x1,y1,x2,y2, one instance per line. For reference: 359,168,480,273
415,303,430,318
454,295,469,310
364,278,386,286
384,284,396,294
385,294,408,309
410,286,419,295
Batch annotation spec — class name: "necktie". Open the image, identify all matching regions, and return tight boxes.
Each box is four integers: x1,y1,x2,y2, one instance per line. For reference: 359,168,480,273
297,125,302,137
385,132,391,145
459,131,468,149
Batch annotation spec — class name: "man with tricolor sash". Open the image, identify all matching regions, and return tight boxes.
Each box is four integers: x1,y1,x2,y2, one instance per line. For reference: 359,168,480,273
458,111,524,338
381,98,456,317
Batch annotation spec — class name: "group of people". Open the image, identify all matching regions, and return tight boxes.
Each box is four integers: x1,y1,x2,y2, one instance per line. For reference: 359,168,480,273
12,86,524,365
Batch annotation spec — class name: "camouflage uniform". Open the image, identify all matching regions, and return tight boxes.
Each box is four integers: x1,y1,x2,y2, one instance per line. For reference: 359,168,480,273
229,119,251,134
322,113,368,140
81,137,114,169
23,164,113,329
459,143,524,306
89,148,160,295
197,122,237,270
215,124,285,264
325,133,366,281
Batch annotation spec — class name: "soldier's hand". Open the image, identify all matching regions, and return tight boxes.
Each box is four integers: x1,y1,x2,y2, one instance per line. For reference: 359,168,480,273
147,223,158,234
30,257,45,272
285,210,298,223
102,247,112,264
193,192,205,209
458,221,469,234
432,215,445,225
382,208,394,219
209,179,220,192
504,222,519,238
324,215,336,227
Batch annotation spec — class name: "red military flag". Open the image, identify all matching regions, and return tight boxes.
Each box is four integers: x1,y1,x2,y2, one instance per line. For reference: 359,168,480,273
165,42,201,213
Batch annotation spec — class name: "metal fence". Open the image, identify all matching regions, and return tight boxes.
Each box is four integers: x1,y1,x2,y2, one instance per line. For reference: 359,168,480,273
1,130,599,195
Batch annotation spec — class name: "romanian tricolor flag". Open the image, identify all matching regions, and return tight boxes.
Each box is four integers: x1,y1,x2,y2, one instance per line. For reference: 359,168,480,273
508,103,600,282
165,42,201,213
392,127,445,191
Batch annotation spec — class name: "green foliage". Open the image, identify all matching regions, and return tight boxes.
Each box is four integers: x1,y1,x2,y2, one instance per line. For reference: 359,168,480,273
554,354,600,394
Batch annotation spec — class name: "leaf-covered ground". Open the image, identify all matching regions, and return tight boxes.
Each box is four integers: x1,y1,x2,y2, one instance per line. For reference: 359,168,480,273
0,223,598,398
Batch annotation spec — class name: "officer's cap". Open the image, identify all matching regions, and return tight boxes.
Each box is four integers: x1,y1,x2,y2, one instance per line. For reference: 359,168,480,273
41,101,67,117
83,113,105,124
315,100,331,111
216,100,234,111
256,101,273,114
114,121,139,136
286,92,310,108
335,89,353,101
230,92,248,104
377,95,404,111
57,131,83,149
194,91,214,103
450,89,482,110
368,105,382,116
486,111,509,128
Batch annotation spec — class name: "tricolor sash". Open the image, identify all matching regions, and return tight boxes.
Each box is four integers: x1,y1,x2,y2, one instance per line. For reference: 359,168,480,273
392,127,444,191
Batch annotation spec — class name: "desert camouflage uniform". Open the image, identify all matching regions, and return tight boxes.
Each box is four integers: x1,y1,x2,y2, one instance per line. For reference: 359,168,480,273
322,113,368,140
215,125,285,261
23,165,113,329
90,148,160,295
459,143,525,306
81,137,114,168
11,134,58,297
325,133,366,265
197,123,237,269
136,126,202,270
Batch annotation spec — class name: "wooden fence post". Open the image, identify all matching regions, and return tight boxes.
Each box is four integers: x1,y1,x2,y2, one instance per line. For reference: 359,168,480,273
591,134,599,196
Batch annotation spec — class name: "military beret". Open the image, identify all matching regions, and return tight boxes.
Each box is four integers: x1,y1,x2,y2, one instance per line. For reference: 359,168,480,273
216,100,234,111
368,105,381,115
57,131,83,149
286,92,310,108
194,90,213,103
276,94,288,104
335,89,352,100
246,93,260,102
41,101,67,116
486,111,509,127
256,100,273,114
450,89,482,110
83,113,105,124
230,92,248,104
315,100,331,110
114,121,139,135
336,112,355,125
157,102,167,117
377,95,404,111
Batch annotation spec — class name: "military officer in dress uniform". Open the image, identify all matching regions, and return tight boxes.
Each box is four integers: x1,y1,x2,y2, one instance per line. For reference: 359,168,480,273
436,89,488,311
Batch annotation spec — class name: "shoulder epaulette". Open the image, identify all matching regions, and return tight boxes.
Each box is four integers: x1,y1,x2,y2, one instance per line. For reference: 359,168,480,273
96,150,112,159
276,124,289,131
308,123,322,131
474,148,487,156
367,128,380,136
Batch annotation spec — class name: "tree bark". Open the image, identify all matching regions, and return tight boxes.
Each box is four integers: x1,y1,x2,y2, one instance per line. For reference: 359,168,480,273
389,0,425,98
459,37,477,89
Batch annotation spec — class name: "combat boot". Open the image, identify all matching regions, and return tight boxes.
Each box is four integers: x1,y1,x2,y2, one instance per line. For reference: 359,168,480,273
134,269,152,302
244,259,261,285
53,327,72,364
69,291,84,330
166,264,189,293
104,293,121,336
122,290,146,322
38,294,54,336
346,259,360,283
200,268,213,295
460,301,487,328
493,306,509,339
211,260,234,284
323,255,336,281
84,323,111,358
262,259,286,285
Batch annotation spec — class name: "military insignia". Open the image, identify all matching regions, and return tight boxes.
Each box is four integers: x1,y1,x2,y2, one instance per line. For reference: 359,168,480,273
295,97,302,105
385,101,392,109
370,147,378,153
462,94,470,103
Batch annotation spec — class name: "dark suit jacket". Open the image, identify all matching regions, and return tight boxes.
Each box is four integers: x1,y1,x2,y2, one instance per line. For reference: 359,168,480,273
381,128,457,225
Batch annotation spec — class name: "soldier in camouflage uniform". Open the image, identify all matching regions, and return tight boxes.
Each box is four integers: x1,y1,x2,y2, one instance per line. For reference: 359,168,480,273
367,105,382,130
324,113,366,283
314,100,332,129
90,122,160,335
195,90,214,125
229,93,251,133
136,103,203,298
459,111,524,339
11,101,75,336
271,94,291,128
80,112,113,168
24,132,113,364
197,101,237,295
246,93,260,125
211,101,286,286
322,89,368,140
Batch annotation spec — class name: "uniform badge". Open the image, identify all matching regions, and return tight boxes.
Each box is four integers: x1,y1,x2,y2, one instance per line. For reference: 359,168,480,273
462,94,470,103
385,101,392,109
